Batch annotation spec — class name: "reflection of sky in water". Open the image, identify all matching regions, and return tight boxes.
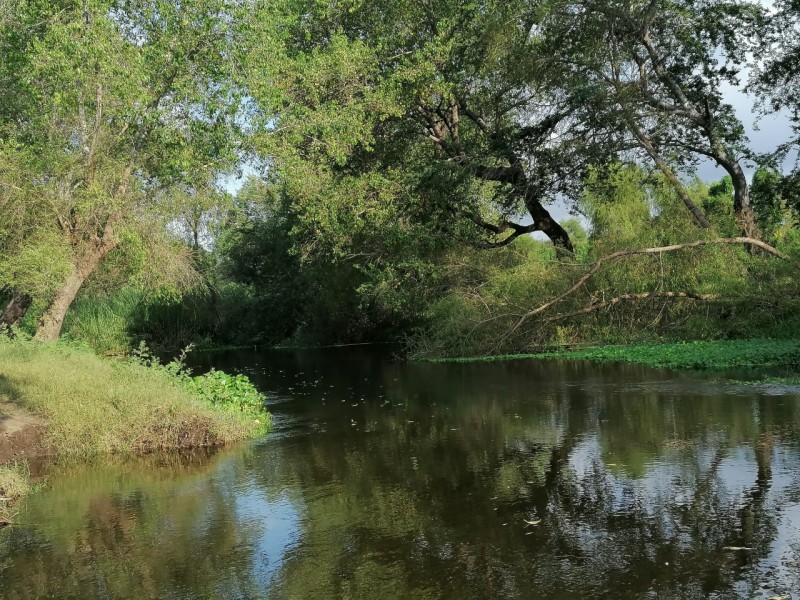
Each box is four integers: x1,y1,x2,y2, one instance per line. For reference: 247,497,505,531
7,350,800,599
234,481,302,589
568,431,800,598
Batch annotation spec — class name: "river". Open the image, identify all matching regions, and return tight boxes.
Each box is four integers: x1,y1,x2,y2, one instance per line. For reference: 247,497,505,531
2,347,800,599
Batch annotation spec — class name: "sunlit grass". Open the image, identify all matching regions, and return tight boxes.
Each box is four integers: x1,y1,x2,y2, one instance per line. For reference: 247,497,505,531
0,341,266,458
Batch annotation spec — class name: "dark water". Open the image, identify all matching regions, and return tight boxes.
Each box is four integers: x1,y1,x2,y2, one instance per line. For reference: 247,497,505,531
3,348,800,599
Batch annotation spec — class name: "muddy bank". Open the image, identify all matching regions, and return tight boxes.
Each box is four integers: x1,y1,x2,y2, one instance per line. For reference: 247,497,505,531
0,401,51,464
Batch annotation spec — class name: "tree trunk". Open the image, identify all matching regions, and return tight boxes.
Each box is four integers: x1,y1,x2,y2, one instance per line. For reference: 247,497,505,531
528,202,575,253
34,243,113,342
727,163,760,238
525,197,574,252
0,291,32,329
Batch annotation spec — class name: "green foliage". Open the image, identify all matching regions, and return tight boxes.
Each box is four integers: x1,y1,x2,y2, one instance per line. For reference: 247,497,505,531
756,0,800,154
184,370,268,420
212,178,437,346
3,0,799,359
750,167,798,240
243,0,620,269
0,0,245,340
129,341,270,428
433,339,800,371
532,339,800,370
62,286,219,354
411,166,800,358
704,176,735,223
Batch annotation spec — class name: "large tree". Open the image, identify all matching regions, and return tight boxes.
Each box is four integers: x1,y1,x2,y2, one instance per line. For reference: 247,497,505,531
543,0,764,234
0,0,243,340
245,0,623,255
756,0,800,154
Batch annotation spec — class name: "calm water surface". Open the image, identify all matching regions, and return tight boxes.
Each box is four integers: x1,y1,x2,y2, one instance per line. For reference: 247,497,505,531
2,348,800,599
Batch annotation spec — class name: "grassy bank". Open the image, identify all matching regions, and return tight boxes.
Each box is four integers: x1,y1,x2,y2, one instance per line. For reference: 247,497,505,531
0,340,270,459
435,339,800,371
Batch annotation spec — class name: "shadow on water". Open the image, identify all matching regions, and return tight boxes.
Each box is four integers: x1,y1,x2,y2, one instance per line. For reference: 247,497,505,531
3,346,800,599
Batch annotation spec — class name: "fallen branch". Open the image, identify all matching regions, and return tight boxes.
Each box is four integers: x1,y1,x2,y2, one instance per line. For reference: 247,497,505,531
510,237,788,333
541,292,718,324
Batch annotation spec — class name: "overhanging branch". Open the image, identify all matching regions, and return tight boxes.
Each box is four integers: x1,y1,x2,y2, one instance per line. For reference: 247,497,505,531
457,209,536,248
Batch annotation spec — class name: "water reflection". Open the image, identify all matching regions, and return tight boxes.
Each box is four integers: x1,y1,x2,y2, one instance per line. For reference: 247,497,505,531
2,348,800,599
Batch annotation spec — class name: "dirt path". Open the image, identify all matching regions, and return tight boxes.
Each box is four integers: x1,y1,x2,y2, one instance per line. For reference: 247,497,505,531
0,400,48,464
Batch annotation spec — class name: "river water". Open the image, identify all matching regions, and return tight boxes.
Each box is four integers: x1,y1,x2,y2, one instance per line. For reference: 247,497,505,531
2,347,800,599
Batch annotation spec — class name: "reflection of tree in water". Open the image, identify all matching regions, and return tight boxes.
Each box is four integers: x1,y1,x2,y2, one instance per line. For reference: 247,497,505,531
0,451,265,599
2,354,800,599
254,359,800,599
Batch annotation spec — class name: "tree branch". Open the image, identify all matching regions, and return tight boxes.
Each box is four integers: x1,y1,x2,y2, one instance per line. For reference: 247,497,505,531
510,237,788,333
457,209,536,247
542,291,718,324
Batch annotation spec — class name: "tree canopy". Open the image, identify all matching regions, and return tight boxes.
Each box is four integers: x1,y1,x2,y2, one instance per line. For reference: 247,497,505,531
1,0,799,352
0,0,244,339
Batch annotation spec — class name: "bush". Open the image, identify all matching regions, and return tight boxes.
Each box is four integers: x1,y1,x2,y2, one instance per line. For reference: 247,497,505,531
184,370,268,416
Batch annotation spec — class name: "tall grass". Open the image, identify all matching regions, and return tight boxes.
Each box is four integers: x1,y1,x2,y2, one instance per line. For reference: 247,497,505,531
0,340,268,458
63,287,219,355
62,287,140,354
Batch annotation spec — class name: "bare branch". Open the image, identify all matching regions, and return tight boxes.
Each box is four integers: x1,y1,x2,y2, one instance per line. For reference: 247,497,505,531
542,291,718,324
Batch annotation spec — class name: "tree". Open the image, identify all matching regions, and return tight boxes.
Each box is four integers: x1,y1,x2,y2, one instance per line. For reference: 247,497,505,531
755,0,800,162
244,0,624,255
160,182,234,252
544,0,764,234
0,0,243,340
215,178,438,345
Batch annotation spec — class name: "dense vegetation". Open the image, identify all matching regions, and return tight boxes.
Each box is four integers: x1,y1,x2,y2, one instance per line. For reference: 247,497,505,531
2,0,800,358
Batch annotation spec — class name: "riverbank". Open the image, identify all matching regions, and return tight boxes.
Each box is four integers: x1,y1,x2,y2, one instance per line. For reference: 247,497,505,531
0,341,270,460
0,340,270,508
0,340,271,521
434,339,800,372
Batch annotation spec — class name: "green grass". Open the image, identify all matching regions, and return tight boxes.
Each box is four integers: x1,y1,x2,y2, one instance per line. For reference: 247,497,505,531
61,287,141,355
0,340,270,458
433,339,800,371
0,462,30,524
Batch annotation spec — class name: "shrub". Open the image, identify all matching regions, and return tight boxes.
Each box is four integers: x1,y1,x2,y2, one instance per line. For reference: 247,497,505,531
184,370,268,417
130,342,270,422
